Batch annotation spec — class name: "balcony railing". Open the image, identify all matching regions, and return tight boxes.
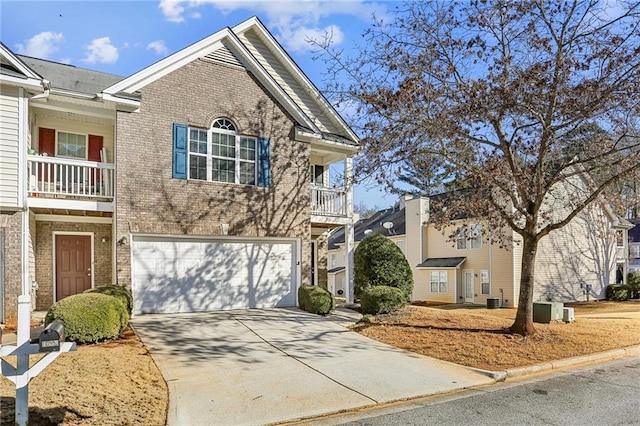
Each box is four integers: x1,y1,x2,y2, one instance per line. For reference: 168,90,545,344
311,185,346,217
27,155,115,200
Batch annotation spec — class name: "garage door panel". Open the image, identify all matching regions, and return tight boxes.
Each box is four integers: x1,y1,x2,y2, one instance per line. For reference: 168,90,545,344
132,237,296,314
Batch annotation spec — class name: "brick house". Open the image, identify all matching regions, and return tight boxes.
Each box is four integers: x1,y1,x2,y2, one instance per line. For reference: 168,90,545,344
0,17,357,322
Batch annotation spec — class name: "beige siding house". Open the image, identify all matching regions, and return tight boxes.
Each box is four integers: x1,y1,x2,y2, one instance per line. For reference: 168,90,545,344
327,194,630,308
0,17,358,323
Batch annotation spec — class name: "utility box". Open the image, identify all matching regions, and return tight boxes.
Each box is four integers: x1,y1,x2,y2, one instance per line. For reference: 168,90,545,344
533,302,564,323
563,307,575,323
38,321,65,353
487,298,500,309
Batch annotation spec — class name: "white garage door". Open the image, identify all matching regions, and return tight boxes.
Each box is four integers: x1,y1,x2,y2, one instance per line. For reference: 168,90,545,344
131,236,298,314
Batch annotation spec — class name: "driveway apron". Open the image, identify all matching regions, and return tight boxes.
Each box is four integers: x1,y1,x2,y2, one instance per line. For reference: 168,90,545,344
131,309,494,425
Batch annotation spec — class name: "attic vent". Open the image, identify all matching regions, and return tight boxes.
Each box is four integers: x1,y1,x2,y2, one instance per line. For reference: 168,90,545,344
203,46,244,68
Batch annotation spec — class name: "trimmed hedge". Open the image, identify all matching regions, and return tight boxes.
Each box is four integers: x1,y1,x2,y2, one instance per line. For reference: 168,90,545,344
360,285,406,315
45,293,129,344
85,285,133,314
298,285,335,315
628,271,640,299
354,233,414,302
606,283,632,301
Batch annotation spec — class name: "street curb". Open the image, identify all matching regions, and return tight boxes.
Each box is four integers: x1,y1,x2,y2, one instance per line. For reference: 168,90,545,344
501,344,640,379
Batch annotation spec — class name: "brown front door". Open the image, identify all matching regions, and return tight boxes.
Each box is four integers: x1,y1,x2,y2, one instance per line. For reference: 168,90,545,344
56,235,92,301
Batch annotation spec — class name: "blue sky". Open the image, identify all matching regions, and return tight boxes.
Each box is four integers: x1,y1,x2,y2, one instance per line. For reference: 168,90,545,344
0,0,400,210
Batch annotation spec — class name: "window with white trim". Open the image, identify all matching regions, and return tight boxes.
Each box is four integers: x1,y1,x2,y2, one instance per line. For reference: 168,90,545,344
430,270,448,293
470,224,483,249
187,118,257,185
456,226,467,250
481,270,490,295
57,131,87,159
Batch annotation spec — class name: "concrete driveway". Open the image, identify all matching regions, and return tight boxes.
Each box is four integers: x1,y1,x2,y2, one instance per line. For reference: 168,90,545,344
131,308,495,425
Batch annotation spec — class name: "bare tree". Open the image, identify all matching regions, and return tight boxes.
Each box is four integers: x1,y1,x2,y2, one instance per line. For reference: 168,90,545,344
316,0,640,335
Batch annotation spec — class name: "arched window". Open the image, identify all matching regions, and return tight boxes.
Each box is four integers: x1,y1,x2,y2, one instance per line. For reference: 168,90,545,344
185,118,257,185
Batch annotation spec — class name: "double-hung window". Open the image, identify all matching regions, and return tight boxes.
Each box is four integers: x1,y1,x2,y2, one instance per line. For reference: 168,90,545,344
57,131,87,159
456,226,467,250
470,224,482,249
430,271,448,293
184,118,258,185
481,270,490,295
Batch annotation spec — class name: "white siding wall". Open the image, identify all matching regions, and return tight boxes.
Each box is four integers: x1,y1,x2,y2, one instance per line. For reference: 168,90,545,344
0,86,21,209
237,32,343,136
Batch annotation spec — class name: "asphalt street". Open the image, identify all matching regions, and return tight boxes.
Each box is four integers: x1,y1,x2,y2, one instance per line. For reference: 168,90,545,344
299,356,640,426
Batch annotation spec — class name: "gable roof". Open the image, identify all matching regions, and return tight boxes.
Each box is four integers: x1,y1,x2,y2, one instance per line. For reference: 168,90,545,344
103,16,358,146
329,205,406,250
17,55,126,97
0,42,45,90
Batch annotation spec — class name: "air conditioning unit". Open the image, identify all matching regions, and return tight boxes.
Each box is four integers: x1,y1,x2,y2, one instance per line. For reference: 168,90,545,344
563,307,575,323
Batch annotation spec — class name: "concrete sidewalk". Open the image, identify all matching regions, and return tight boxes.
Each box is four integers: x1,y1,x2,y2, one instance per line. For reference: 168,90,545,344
131,308,495,426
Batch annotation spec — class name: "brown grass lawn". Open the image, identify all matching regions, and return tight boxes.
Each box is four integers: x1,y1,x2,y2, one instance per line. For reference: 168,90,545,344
352,300,640,371
1,300,638,424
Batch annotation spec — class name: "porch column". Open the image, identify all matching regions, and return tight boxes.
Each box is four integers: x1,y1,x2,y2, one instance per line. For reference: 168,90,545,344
344,157,355,303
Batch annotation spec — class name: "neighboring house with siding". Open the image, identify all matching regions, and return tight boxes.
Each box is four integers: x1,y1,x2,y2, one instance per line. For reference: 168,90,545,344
0,17,358,323
327,193,631,307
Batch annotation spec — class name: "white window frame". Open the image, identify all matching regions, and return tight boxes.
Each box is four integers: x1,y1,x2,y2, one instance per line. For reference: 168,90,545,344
430,270,448,293
481,270,490,295
456,226,467,250
56,130,88,160
470,224,483,250
186,119,258,185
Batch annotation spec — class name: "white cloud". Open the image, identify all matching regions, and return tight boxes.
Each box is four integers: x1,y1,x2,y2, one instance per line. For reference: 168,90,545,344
158,0,384,53
159,0,186,23
281,24,344,54
83,37,119,64
147,40,169,56
15,32,64,58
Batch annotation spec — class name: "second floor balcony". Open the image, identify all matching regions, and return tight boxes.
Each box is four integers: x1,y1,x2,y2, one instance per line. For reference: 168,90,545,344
311,185,347,218
27,155,114,211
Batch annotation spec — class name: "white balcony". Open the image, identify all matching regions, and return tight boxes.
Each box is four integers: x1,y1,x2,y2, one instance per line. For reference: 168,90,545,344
27,155,114,211
311,185,347,217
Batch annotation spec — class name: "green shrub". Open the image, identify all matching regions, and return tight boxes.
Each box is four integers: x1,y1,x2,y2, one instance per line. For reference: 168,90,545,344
85,285,133,314
354,233,414,302
606,283,632,301
298,285,335,315
45,293,129,344
360,285,406,315
627,271,640,299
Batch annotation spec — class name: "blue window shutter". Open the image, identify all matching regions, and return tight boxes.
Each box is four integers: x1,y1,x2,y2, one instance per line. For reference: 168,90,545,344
173,123,187,179
258,137,271,187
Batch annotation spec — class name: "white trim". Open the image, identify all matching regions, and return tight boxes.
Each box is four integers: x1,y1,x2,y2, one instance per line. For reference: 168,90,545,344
463,269,474,303
0,43,43,80
35,214,112,224
55,129,89,160
18,88,26,209
52,232,95,302
233,17,359,143
103,23,319,133
28,197,113,212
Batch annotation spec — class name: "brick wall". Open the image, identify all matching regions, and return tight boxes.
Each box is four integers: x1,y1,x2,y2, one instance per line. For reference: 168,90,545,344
115,59,311,289
1,211,23,325
35,221,113,310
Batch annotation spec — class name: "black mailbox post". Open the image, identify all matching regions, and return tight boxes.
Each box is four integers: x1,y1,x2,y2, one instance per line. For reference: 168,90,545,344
38,321,65,353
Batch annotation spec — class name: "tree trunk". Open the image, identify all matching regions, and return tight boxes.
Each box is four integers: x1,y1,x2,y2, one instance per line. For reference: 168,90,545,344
510,234,538,335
